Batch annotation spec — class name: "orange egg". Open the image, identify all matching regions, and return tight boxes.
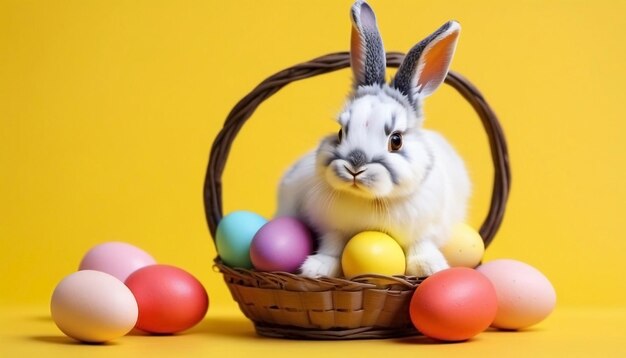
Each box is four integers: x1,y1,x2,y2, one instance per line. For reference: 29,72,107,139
409,267,498,341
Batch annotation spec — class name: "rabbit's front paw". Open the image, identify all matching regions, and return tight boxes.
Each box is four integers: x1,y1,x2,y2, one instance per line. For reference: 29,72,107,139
406,251,449,277
300,254,342,278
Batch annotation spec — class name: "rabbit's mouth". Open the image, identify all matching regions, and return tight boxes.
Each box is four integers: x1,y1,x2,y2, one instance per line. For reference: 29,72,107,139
325,160,394,199
345,166,367,182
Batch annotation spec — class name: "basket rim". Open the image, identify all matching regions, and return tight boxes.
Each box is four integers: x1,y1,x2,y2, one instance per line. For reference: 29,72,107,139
214,258,423,291
203,51,511,252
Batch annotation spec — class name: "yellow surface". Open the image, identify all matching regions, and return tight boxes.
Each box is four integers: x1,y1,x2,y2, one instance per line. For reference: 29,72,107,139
1,0,626,353
1,306,625,357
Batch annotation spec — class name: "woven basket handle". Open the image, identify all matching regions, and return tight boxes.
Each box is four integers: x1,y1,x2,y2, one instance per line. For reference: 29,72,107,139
204,52,511,249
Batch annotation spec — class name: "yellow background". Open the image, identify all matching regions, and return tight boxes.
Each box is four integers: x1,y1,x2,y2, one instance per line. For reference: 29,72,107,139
1,0,626,355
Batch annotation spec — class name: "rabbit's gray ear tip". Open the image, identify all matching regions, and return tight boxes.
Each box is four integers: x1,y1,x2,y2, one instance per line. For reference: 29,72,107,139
447,20,461,31
361,1,374,12
361,1,376,18
351,0,369,15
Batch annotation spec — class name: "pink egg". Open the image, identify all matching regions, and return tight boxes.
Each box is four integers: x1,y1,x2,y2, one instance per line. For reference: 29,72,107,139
477,259,556,330
250,217,314,273
79,242,156,282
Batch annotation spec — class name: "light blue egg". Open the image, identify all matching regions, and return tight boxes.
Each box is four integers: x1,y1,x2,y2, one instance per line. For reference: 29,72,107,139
216,211,268,268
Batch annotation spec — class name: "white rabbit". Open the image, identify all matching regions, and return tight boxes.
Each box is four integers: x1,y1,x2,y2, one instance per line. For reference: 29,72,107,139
277,0,470,278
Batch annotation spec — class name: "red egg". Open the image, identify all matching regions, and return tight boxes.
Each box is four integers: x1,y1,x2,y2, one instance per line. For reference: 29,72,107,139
409,267,497,341
125,264,208,334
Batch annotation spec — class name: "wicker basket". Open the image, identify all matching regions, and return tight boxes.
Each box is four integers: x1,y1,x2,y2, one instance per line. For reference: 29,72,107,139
203,52,511,340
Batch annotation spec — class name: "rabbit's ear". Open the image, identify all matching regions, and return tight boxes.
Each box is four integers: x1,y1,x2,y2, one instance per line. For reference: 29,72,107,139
350,0,386,89
392,21,460,106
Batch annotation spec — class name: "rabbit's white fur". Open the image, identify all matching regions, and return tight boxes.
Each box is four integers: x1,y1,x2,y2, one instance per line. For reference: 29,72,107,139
277,1,470,278
278,87,470,278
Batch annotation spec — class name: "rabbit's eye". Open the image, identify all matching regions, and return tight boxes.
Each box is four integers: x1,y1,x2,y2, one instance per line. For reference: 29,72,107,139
389,132,403,151
338,128,343,143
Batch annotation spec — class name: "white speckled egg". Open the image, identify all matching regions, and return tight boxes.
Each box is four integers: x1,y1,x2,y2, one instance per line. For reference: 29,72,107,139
50,270,138,343
477,259,556,330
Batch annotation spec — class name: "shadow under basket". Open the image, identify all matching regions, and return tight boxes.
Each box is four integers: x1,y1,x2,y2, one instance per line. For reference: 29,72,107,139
203,52,511,340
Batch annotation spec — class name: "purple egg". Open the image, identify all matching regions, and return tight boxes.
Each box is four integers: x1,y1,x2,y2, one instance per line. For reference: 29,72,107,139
250,217,314,273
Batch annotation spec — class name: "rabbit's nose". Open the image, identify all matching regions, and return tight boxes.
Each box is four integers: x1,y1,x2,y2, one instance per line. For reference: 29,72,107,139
347,149,367,168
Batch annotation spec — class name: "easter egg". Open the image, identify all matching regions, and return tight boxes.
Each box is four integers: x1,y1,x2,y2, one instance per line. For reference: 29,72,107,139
51,270,138,343
79,241,156,282
341,231,405,278
250,216,314,273
440,223,485,268
125,264,209,334
477,259,556,330
216,211,268,268
409,267,498,341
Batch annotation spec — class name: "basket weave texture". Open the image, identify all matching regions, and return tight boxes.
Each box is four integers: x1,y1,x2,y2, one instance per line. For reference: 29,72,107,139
203,52,511,340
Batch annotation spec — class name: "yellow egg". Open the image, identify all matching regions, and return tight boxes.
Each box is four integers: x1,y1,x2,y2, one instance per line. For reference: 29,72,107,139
341,231,406,279
441,223,485,268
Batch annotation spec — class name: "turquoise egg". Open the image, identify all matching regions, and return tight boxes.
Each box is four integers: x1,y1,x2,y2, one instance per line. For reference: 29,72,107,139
216,211,268,268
